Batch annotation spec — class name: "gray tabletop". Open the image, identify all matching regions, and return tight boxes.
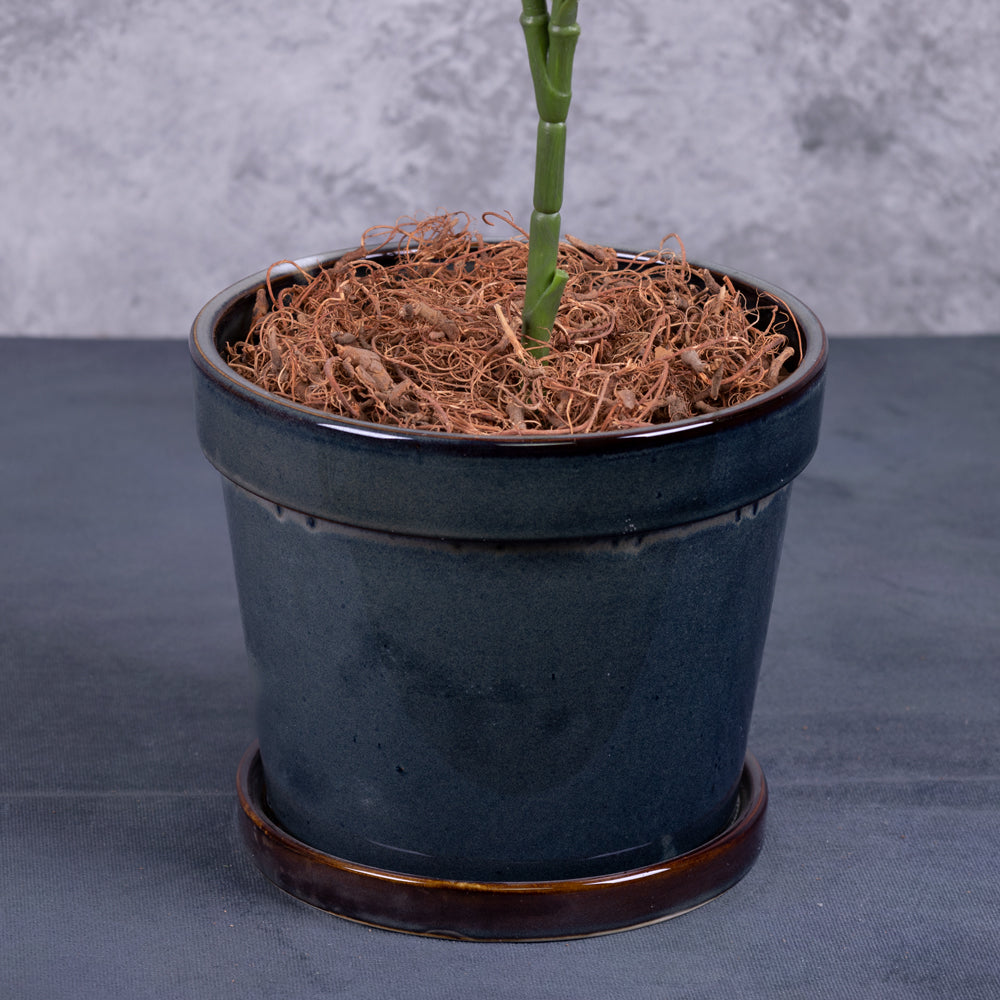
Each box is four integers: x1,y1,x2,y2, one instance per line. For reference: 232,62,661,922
3,335,998,999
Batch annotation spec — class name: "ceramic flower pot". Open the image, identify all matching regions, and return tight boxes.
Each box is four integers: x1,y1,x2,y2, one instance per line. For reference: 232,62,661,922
190,247,826,940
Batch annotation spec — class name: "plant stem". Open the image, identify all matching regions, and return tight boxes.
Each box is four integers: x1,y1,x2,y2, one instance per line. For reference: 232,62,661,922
520,0,580,359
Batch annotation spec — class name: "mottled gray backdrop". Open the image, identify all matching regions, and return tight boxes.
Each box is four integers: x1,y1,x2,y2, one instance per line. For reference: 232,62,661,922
2,1,997,337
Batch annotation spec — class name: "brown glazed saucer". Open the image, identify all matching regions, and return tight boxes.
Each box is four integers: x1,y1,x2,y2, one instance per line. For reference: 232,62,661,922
236,742,767,941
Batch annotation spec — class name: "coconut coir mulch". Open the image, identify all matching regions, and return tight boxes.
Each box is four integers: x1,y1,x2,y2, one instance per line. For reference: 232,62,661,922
226,213,798,435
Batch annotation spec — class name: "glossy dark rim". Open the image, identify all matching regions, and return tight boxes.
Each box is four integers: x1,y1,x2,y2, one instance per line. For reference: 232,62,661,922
192,247,826,456
236,742,767,941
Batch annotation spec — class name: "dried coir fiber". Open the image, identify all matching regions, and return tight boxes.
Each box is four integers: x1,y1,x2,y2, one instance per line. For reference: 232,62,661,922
226,213,799,435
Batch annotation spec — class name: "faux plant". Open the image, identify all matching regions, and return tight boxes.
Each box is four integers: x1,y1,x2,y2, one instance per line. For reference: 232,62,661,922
519,0,580,358
194,1,824,937
227,3,795,435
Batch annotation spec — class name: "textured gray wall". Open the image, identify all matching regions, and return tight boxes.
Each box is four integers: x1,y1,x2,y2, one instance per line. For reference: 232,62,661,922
2,0,997,337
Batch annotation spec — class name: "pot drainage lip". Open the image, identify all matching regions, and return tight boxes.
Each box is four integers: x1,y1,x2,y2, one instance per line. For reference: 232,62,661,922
236,742,767,942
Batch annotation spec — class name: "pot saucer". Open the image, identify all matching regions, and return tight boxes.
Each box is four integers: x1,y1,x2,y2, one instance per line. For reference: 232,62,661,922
236,742,767,941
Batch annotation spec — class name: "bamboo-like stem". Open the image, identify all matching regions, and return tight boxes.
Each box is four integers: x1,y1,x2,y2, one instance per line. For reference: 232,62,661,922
520,0,580,359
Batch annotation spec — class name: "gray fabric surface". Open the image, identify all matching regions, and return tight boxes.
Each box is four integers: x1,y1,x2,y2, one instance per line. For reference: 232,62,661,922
2,336,998,998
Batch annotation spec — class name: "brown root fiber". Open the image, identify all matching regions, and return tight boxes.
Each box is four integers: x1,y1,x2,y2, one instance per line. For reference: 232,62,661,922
226,213,800,435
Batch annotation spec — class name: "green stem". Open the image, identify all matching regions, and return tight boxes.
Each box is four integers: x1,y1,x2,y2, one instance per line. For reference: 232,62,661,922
520,0,580,359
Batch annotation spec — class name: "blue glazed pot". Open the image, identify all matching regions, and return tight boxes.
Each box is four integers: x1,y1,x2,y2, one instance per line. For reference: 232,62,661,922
191,249,826,930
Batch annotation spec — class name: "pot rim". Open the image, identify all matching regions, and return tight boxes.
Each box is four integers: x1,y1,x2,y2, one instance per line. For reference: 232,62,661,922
191,247,827,455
